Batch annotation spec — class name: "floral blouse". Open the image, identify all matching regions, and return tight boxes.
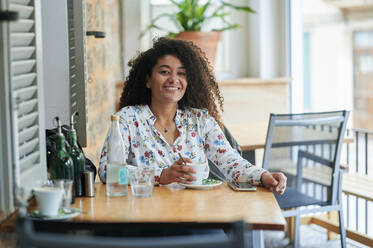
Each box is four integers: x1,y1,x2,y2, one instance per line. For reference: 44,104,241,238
98,105,265,185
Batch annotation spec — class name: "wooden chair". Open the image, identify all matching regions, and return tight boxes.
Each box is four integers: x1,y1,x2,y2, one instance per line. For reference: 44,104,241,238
262,110,349,248
16,218,250,248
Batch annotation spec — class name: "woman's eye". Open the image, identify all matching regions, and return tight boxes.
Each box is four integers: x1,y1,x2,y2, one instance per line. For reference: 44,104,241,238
178,72,186,76
160,70,170,74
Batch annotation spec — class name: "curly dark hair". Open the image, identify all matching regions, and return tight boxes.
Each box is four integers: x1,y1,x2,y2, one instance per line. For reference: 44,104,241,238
119,37,224,127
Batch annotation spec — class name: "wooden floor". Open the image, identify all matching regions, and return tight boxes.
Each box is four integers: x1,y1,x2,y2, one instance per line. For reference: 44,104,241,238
264,224,368,248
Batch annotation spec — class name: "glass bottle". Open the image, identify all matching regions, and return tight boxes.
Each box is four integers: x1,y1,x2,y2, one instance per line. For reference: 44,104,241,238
106,115,128,197
66,111,85,197
49,117,75,181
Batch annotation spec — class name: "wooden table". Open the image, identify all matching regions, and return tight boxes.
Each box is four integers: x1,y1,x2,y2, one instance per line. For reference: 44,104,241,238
226,123,269,152
71,183,286,231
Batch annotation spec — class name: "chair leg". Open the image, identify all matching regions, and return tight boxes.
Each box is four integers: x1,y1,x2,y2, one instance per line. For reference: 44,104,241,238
244,230,262,248
251,230,264,248
285,217,294,243
327,211,338,240
338,209,347,248
338,173,346,248
293,214,300,248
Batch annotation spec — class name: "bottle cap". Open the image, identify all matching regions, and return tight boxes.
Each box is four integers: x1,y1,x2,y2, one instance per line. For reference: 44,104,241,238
111,115,120,121
54,116,63,136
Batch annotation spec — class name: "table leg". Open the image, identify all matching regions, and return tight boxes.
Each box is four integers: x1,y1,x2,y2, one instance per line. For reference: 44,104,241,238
245,230,263,248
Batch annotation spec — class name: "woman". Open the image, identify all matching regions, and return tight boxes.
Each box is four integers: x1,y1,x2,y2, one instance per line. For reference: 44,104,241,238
99,37,286,194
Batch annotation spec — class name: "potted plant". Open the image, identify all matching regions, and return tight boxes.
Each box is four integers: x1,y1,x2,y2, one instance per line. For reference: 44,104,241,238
140,0,255,65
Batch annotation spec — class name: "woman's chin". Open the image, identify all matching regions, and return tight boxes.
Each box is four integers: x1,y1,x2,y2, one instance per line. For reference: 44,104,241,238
159,95,184,104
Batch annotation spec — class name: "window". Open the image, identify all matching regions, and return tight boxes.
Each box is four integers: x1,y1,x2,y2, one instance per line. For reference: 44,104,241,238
0,0,87,220
353,31,373,130
0,0,47,219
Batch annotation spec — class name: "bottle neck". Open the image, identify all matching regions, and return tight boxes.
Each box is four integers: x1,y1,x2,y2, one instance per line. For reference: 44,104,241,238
67,130,78,147
55,134,67,152
110,119,120,136
108,118,126,164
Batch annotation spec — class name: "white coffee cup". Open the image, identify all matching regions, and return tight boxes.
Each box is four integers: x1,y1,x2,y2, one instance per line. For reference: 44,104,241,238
187,161,209,185
33,186,63,216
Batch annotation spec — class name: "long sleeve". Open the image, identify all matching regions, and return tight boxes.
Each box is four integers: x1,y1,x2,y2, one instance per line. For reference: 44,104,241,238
202,113,265,185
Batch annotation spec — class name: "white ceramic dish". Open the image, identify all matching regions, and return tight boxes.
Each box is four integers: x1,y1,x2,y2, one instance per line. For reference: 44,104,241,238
27,208,81,221
179,179,222,190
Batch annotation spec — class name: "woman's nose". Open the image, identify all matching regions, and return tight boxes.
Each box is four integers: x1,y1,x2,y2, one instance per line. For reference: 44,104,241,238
168,73,179,83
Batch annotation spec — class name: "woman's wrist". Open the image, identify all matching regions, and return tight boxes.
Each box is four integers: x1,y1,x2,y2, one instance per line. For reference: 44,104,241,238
159,167,169,185
260,171,270,186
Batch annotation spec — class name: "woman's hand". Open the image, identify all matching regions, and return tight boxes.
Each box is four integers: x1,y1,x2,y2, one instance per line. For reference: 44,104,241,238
261,171,287,195
159,158,197,185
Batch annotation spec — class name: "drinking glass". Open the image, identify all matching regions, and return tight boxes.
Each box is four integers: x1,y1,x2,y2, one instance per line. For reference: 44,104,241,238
53,179,73,210
128,167,155,198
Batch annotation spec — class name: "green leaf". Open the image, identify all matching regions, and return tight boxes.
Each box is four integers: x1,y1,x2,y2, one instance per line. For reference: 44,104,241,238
169,0,184,9
212,24,240,32
212,12,230,18
139,0,256,38
196,1,210,19
167,32,178,38
222,1,256,13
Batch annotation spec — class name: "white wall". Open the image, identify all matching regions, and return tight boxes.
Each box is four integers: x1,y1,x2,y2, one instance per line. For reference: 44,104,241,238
121,0,146,77
289,0,304,114
41,0,70,128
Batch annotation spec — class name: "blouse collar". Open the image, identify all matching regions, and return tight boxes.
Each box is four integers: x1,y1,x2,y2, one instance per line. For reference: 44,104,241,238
144,104,183,126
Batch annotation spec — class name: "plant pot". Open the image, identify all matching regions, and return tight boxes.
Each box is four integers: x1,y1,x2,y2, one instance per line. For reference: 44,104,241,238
175,31,221,66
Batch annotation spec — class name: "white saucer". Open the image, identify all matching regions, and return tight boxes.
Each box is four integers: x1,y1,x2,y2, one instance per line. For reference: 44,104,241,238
27,208,81,221
179,179,222,190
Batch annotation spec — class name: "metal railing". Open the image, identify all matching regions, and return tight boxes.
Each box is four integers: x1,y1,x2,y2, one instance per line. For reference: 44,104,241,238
341,128,373,236
298,127,373,242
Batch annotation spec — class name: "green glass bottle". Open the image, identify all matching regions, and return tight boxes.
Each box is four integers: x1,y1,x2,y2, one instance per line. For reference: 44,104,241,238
48,117,75,181
66,112,85,197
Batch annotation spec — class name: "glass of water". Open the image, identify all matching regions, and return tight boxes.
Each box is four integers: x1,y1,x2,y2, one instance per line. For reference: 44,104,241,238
53,179,73,210
128,166,155,198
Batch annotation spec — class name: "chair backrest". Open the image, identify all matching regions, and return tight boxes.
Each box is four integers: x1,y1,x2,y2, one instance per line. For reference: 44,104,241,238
16,218,249,248
262,110,349,205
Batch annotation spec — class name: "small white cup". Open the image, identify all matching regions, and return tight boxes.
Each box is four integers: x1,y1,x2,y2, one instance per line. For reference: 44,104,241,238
33,186,63,216
187,161,209,185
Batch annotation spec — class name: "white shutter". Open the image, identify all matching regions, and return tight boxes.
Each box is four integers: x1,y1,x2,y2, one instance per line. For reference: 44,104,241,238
67,0,88,147
0,0,47,216
0,2,14,215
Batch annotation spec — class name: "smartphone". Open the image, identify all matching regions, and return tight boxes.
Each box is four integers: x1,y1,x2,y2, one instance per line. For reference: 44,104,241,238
228,181,257,191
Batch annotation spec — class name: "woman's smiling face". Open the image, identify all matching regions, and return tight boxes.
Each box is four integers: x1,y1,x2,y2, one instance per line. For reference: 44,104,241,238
146,55,187,105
